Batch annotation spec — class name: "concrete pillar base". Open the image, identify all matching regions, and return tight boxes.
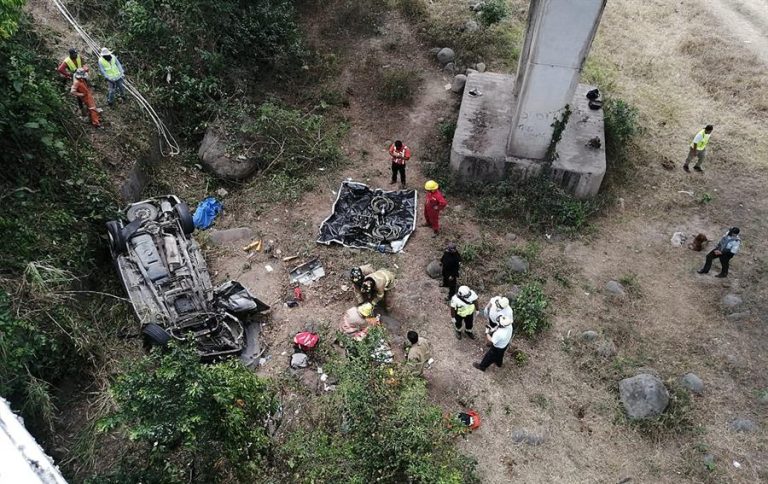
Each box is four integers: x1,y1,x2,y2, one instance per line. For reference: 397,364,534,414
450,72,606,198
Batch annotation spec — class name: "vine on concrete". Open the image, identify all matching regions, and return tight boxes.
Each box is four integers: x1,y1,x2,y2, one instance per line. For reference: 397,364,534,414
546,104,571,161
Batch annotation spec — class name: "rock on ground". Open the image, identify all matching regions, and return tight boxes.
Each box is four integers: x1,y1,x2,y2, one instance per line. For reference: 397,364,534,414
721,293,743,308
728,418,758,432
680,372,704,395
619,374,670,419
582,330,598,342
430,47,441,55
464,19,480,33
506,255,529,273
209,227,253,246
426,260,442,279
476,62,487,73
198,126,259,180
437,47,455,65
726,311,751,321
596,339,617,358
451,74,467,93
511,430,546,446
606,280,626,297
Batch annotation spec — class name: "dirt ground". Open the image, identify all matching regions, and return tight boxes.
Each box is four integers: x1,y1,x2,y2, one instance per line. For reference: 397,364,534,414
29,0,768,482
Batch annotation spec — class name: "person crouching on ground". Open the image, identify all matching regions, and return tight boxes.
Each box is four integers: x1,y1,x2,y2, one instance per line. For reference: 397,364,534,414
349,264,374,303
405,330,431,376
698,227,741,278
340,303,378,341
360,268,396,309
473,315,513,372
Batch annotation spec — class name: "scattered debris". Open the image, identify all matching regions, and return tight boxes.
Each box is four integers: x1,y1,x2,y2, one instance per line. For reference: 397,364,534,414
291,352,308,369
670,231,686,247
215,187,229,197
265,264,274,273
243,239,262,252
289,258,326,285
192,197,222,229
282,255,299,263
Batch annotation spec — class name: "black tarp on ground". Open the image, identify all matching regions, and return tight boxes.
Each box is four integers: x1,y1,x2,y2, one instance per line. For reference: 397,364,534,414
317,181,417,253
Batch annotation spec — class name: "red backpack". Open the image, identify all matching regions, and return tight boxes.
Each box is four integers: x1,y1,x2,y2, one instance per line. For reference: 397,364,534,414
293,332,319,351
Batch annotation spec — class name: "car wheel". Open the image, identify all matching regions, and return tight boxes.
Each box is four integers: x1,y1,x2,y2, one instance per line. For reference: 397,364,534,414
126,202,159,222
106,220,127,254
174,202,195,235
142,323,170,346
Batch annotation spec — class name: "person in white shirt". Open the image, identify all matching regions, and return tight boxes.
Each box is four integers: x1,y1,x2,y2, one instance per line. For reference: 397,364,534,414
483,296,513,333
473,315,514,372
698,227,741,278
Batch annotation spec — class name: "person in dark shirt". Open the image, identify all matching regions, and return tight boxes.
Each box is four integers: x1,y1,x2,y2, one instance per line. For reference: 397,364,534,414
441,242,461,300
698,227,741,278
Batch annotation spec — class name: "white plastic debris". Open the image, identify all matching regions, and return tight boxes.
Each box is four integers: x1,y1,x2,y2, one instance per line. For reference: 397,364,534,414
733,461,741,468
427,358,435,365
265,265,274,273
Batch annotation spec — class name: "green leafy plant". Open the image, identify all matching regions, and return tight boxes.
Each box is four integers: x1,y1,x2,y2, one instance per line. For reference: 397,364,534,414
513,283,550,337
379,68,422,103
697,192,713,204
603,98,640,189
97,343,278,482
478,0,509,27
276,327,478,483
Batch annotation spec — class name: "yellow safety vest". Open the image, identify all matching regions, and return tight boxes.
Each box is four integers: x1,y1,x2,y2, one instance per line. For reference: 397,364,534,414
99,56,121,79
64,55,82,72
692,130,711,151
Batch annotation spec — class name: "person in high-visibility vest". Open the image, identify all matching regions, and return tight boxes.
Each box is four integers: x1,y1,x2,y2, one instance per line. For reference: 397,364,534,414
388,140,411,189
70,68,102,128
683,124,713,172
57,48,87,116
56,48,83,80
98,47,126,106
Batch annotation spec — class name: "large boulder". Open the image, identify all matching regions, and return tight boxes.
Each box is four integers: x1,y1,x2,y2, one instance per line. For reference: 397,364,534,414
198,126,259,180
436,47,455,65
426,260,442,279
506,256,529,273
680,372,704,395
619,374,670,419
451,74,467,93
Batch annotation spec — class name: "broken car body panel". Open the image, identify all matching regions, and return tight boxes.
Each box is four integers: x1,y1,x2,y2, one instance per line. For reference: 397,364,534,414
106,195,268,358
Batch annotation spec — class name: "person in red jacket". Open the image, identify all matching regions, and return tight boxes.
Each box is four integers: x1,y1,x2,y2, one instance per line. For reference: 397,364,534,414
70,68,102,128
424,180,447,237
388,140,411,189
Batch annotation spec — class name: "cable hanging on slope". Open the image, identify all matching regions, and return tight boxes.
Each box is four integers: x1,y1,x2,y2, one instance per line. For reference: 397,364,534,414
50,0,180,157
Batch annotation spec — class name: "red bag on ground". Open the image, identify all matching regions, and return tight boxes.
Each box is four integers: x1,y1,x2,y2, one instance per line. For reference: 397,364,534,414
293,331,319,351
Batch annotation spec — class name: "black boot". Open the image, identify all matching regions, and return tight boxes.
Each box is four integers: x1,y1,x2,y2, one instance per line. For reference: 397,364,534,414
455,331,462,340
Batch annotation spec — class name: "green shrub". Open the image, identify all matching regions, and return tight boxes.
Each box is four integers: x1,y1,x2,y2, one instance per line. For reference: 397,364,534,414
379,68,422,103
513,283,550,337
97,344,278,482
277,328,478,483
478,0,509,27
396,0,428,21
603,98,640,188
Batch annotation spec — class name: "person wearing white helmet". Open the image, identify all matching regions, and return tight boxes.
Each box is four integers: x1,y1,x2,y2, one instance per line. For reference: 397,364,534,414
483,295,513,333
450,285,478,339
473,315,514,372
98,47,126,106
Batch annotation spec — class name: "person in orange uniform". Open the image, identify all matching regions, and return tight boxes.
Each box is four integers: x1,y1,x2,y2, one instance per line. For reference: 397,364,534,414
57,48,86,115
423,180,447,237
70,68,102,128
388,140,411,189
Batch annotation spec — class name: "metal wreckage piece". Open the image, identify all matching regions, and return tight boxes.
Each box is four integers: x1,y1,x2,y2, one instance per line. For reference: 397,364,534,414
317,181,418,253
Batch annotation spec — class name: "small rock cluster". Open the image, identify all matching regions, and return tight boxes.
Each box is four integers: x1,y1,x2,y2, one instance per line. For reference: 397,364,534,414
432,45,485,94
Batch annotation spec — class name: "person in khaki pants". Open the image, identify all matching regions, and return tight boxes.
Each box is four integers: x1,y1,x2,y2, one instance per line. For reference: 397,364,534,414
683,125,713,173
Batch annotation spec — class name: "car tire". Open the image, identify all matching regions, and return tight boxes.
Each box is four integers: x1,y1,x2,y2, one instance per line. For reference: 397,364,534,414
142,323,170,346
126,202,159,222
174,202,195,235
106,220,127,254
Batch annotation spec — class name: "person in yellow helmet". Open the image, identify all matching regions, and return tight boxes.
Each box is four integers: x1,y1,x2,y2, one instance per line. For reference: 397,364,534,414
424,180,447,237
340,303,379,340
683,125,713,173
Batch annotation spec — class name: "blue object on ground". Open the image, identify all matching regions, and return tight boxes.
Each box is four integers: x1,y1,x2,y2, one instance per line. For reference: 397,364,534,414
193,197,222,229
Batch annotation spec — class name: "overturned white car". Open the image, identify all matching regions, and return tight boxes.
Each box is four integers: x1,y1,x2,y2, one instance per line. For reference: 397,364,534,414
106,195,268,359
